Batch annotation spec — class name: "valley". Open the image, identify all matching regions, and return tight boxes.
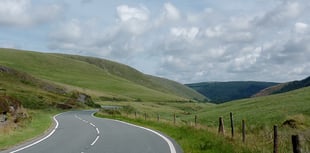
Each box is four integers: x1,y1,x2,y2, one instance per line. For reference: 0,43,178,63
0,48,309,153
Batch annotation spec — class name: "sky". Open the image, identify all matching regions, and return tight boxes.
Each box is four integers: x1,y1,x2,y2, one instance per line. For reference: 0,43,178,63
0,0,310,83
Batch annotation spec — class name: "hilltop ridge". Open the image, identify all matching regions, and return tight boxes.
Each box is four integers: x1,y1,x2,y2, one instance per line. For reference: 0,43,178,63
186,81,278,103
0,48,205,102
253,76,310,97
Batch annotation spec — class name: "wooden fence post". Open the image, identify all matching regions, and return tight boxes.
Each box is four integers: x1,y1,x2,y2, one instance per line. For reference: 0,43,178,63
173,113,176,125
230,112,234,139
242,120,246,143
292,135,301,153
134,112,137,119
218,117,224,135
144,113,147,120
157,114,160,122
195,115,197,127
273,125,278,153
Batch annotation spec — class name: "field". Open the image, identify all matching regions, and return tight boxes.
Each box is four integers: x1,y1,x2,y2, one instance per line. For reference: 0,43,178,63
1,48,309,152
97,87,310,152
2,81,308,152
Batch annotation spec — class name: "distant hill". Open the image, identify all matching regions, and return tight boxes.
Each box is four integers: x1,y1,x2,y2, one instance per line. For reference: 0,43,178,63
61,54,206,102
186,81,278,103
253,76,310,97
0,48,205,102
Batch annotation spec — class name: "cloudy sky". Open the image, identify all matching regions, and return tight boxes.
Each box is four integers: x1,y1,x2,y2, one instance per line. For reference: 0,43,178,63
0,0,310,83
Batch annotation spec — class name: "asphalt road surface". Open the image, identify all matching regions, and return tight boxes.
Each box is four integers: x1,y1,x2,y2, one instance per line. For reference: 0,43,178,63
2,110,182,153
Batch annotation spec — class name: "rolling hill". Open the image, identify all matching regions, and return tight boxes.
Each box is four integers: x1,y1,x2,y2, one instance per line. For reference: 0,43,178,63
0,48,205,102
61,54,207,101
253,76,310,97
96,85,310,152
1,48,309,152
186,81,278,103
195,86,310,127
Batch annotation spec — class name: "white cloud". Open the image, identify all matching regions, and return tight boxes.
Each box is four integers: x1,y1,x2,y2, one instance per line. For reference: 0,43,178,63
116,5,150,35
225,32,254,43
0,0,31,26
208,47,226,59
254,1,302,27
295,22,308,34
230,46,262,72
48,17,147,61
281,1,300,18
155,2,181,26
205,26,224,38
170,27,199,40
7,0,309,83
0,0,63,27
48,19,99,53
163,3,180,21
116,5,149,22
229,16,252,30
50,19,82,42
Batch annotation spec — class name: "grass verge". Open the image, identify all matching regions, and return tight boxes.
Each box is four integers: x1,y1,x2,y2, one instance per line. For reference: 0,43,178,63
95,111,253,153
0,109,59,150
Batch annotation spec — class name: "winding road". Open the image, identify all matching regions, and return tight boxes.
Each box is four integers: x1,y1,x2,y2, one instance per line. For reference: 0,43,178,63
2,110,182,153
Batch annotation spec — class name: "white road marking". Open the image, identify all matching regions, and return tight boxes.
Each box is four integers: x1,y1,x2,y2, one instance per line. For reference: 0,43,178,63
91,112,177,153
10,113,61,153
75,114,101,146
90,123,95,127
9,111,176,153
91,135,100,146
115,120,177,153
96,128,100,134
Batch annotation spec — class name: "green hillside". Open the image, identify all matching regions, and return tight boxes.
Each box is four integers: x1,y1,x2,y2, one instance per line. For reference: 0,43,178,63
98,87,310,152
254,76,310,97
60,54,206,101
186,81,278,103
0,48,205,102
194,86,310,152
196,86,310,126
0,65,67,109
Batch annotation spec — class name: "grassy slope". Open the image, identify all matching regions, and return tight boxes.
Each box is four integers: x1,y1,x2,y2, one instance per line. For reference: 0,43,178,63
0,110,58,150
99,87,310,152
100,86,310,128
96,113,249,153
194,87,310,152
186,81,278,103
59,54,206,101
195,87,310,127
147,75,207,101
254,76,310,97
0,66,68,109
0,68,63,150
0,48,194,102
1,48,309,152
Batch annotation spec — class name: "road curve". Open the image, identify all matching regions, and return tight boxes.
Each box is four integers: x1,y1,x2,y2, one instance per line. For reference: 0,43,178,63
1,110,183,153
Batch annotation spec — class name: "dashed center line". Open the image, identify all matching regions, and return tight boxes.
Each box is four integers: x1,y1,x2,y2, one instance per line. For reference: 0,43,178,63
90,123,96,127
74,114,101,147
91,136,100,146
96,128,100,134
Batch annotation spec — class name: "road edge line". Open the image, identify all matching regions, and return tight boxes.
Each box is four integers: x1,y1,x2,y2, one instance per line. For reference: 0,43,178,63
91,112,177,153
8,113,61,153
